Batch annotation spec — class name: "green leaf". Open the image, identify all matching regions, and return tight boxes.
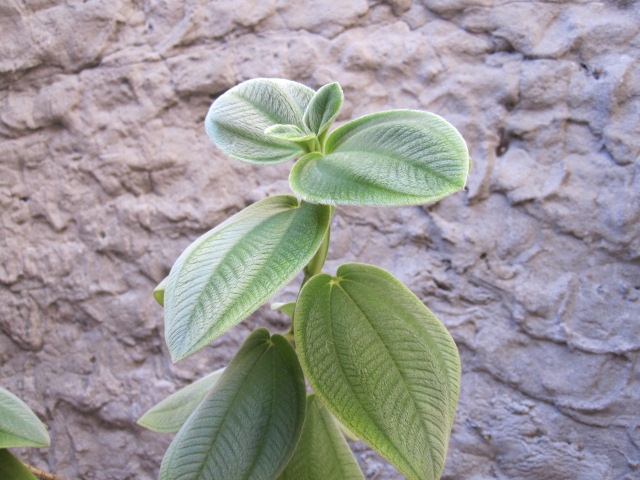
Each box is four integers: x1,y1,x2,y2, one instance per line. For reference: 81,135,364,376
0,387,49,449
160,329,306,480
265,124,316,142
205,78,315,164
164,195,332,362
290,110,470,206
153,276,167,306
303,82,343,141
271,302,296,318
279,395,364,480
294,264,461,480
334,415,361,442
0,450,38,480
137,367,225,433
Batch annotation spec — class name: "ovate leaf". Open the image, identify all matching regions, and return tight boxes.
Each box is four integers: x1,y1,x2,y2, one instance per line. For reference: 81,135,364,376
0,450,38,480
303,82,343,141
153,276,167,306
137,367,225,433
265,124,316,142
160,329,306,480
0,387,49,449
205,78,315,164
294,264,461,480
279,395,364,480
164,195,332,362
290,110,469,206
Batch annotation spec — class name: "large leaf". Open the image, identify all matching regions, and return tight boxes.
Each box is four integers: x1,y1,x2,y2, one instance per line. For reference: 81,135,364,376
0,450,38,480
279,395,364,480
205,78,315,164
294,264,461,480
164,195,332,362
160,329,306,480
0,387,49,449
290,110,470,206
303,82,343,142
137,367,225,433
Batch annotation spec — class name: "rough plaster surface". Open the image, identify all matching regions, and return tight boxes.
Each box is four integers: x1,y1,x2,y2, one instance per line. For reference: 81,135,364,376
1,1,639,479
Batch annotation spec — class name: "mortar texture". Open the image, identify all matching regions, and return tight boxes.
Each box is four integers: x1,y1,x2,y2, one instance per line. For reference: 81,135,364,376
1,1,639,479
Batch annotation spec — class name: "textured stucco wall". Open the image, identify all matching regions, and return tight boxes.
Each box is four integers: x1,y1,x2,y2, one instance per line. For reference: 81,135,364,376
1,1,639,479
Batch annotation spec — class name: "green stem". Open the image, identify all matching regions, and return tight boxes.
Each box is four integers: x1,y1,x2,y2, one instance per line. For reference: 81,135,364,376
288,206,335,337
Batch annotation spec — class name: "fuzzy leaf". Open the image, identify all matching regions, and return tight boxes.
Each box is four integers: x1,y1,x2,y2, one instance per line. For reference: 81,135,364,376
164,195,332,362
205,78,315,164
290,110,469,206
279,395,364,480
137,368,225,433
0,387,49,449
160,329,306,480
303,82,343,140
0,450,38,480
294,264,461,480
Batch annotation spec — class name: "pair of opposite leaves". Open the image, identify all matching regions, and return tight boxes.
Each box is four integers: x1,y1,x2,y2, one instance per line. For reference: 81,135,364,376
151,78,468,479
146,264,460,480
164,78,470,363
0,387,50,480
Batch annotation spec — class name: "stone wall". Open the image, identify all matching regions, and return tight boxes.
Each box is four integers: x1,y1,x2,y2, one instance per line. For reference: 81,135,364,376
1,1,638,479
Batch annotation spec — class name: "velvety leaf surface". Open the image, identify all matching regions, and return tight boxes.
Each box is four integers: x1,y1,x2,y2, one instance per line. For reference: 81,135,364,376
205,78,314,164
164,195,332,362
137,367,225,433
294,264,461,480
160,329,306,480
290,110,469,206
0,387,49,449
303,82,343,140
0,450,38,480
279,395,364,480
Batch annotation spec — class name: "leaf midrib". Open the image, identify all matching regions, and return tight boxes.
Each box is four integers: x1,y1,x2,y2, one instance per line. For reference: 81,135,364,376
334,281,438,480
184,206,299,349
194,342,273,480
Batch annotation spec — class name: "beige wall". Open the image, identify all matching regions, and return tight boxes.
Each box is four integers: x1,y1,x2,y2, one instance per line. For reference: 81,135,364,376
1,0,638,478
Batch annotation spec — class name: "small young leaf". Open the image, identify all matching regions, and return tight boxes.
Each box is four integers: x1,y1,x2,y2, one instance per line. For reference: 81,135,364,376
153,276,167,306
164,195,332,362
0,450,38,480
265,124,316,142
279,395,364,480
137,367,225,433
294,264,461,480
303,82,344,141
271,302,296,318
205,78,315,164
290,110,470,206
160,329,306,480
0,387,50,449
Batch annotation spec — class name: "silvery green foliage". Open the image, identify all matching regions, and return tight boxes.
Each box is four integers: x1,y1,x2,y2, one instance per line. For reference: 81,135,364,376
0,387,50,478
144,78,470,480
137,368,225,433
0,387,49,449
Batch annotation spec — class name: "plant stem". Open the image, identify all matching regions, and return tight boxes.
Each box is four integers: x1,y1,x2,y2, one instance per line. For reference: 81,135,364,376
24,464,66,480
288,206,335,337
